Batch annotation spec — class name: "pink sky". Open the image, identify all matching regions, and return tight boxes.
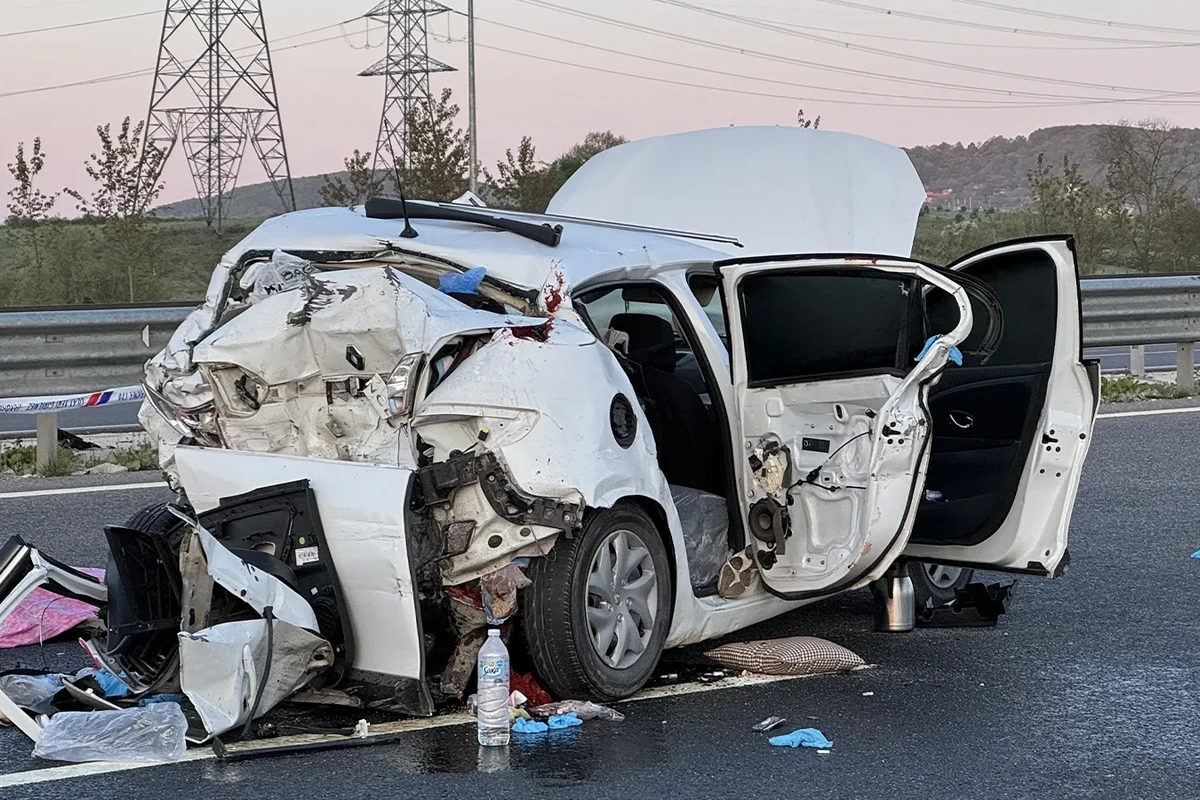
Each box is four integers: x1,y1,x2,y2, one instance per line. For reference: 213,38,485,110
2,0,1199,209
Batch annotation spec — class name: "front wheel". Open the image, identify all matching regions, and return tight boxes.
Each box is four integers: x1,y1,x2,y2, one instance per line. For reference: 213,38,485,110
906,561,973,610
521,504,672,702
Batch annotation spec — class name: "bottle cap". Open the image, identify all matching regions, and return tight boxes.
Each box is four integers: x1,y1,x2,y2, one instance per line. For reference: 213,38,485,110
488,629,500,637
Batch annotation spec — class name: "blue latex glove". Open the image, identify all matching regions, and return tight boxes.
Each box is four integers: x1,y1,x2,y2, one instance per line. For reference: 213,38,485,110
769,728,833,749
513,718,549,734
548,712,583,730
915,335,963,367
1192,549,1200,559
138,693,187,707
440,267,486,295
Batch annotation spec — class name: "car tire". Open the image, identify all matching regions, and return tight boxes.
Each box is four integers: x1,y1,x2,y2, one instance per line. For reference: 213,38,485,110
906,561,973,610
521,504,672,702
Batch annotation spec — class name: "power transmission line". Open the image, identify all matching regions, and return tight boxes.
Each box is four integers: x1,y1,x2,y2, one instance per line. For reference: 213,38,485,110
808,0,1196,46
512,0,1195,103
945,0,1200,37
655,0,1187,97
0,9,159,39
0,19,376,101
472,39,1200,111
740,14,1200,51
463,11,1091,107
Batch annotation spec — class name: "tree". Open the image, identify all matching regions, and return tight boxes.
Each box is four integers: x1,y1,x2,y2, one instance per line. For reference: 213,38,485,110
5,138,60,292
797,108,821,129
64,118,167,302
319,149,385,208
551,130,626,185
395,88,470,201
1028,154,1128,272
1096,119,1200,271
489,137,559,213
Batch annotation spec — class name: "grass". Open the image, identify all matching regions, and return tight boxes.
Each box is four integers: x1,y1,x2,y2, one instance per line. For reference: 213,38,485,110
0,442,159,477
1101,375,1195,403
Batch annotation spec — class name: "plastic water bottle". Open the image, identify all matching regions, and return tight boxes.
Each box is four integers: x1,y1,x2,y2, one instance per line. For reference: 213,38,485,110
476,629,510,746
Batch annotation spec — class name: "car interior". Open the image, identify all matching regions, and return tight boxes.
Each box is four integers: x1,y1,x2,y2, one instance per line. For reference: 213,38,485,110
575,281,736,596
913,249,1060,547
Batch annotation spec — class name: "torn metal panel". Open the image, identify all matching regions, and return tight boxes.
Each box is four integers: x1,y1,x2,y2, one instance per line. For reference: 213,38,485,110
179,619,333,737
174,447,428,701
190,521,319,632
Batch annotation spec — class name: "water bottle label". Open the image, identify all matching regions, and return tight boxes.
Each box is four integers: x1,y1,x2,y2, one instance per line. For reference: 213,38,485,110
480,658,508,681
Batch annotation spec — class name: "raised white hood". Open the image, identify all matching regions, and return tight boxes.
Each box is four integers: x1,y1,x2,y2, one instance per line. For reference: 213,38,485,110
546,126,927,258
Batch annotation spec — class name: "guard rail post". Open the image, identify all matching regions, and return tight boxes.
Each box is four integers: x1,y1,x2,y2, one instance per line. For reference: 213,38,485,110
36,412,57,469
1178,343,1196,392
1129,345,1146,378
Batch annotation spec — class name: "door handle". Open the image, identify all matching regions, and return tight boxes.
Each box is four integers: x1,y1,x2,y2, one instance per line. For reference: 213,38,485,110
948,410,974,430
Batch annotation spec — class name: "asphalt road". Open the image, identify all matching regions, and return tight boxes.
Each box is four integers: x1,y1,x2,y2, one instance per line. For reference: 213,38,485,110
0,408,1198,799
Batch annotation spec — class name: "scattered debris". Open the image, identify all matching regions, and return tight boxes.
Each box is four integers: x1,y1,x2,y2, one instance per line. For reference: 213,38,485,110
513,718,549,735
862,691,875,697
698,671,727,684
1192,550,1200,559
84,462,129,475
0,567,104,649
547,712,583,730
916,581,1014,628
31,702,189,764
705,637,866,677
480,564,533,625
752,716,787,732
768,728,834,749
531,700,624,722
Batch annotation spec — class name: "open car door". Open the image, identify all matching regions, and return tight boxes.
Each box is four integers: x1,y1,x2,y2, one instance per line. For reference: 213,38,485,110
719,257,978,600
904,237,1099,577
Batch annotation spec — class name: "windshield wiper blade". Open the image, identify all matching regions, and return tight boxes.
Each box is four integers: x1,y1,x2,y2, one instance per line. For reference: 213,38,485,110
365,197,563,247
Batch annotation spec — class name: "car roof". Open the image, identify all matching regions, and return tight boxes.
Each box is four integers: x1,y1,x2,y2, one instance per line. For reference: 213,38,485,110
219,204,738,293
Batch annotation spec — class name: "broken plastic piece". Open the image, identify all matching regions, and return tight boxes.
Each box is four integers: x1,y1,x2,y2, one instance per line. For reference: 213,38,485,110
768,728,833,749
752,716,787,733
531,700,625,722
31,702,189,764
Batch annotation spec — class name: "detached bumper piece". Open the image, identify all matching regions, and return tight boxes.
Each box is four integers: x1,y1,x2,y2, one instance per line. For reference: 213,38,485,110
915,581,1015,628
0,536,109,742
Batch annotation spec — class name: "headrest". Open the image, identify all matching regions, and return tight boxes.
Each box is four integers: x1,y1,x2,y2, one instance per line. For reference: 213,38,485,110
609,313,677,373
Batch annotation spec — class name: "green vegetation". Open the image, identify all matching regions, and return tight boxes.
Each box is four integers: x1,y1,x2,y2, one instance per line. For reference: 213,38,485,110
7,110,1200,307
1100,375,1194,403
0,442,161,477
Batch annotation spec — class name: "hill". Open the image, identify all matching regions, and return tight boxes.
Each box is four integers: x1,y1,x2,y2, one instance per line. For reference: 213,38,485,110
152,123,1200,218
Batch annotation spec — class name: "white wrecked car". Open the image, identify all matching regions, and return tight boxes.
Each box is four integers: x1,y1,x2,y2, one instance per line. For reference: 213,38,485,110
0,127,1098,735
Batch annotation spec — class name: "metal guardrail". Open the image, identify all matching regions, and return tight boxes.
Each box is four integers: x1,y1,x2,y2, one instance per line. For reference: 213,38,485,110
0,275,1199,464
0,305,192,399
1080,275,1200,347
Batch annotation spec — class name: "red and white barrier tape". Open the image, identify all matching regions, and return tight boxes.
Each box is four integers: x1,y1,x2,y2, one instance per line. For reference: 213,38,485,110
0,386,145,415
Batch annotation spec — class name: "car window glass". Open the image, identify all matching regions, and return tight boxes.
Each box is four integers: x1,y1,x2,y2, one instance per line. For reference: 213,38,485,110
576,288,686,349
688,275,727,345
738,271,917,385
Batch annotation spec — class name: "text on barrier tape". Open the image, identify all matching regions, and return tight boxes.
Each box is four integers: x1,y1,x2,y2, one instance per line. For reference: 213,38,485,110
0,386,146,415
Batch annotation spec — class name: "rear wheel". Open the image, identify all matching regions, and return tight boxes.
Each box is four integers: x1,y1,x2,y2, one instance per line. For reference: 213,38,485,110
906,561,973,610
521,504,672,701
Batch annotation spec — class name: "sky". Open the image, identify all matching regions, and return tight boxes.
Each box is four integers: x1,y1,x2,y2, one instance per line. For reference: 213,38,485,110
2,0,1200,208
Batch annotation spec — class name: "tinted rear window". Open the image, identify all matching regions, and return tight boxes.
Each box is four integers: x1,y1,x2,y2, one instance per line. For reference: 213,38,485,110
738,271,917,385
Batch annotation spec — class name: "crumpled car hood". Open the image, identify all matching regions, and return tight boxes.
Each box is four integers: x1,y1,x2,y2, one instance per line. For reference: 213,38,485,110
546,126,927,258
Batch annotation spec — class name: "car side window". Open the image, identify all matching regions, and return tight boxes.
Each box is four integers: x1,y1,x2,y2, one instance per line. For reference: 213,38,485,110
688,275,727,346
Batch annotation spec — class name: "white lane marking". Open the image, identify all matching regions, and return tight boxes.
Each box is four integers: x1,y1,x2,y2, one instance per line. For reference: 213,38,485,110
0,671,823,788
0,482,165,501
0,403,1198,502
1097,406,1200,420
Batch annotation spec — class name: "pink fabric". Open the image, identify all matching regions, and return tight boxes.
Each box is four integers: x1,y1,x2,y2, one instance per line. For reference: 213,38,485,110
0,568,104,649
